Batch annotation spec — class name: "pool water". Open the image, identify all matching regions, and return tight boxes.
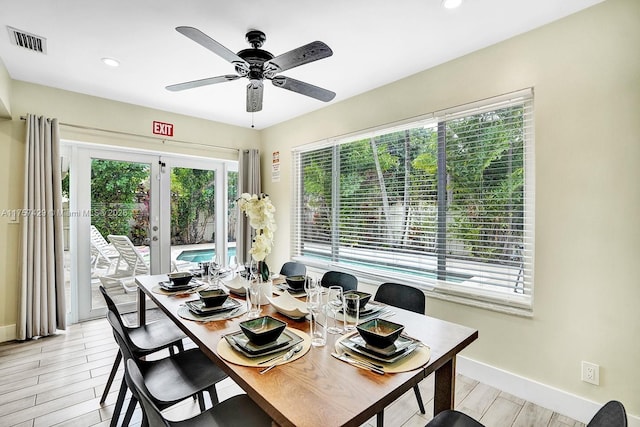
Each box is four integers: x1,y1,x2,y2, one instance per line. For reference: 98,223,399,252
176,247,237,263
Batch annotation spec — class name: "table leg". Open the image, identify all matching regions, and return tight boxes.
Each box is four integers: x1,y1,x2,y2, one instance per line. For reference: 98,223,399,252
434,357,456,415
137,287,146,327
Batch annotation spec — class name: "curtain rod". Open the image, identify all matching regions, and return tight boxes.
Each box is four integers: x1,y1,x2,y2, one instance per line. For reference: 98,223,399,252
19,116,239,153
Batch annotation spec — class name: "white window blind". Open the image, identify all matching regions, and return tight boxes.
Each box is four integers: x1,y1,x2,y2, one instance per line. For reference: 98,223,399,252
292,89,534,313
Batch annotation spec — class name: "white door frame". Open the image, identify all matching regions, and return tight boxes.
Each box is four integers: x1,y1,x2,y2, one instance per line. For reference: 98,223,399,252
65,141,236,322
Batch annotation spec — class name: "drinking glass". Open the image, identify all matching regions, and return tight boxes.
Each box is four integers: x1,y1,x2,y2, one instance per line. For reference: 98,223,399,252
228,255,239,277
306,288,326,347
247,280,262,319
343,293,360,332
304,276,317,295
208,253,222,289
326,286,344,334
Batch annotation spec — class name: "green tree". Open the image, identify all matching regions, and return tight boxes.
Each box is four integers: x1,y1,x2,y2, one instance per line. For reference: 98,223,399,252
90,160,149,242
170,168,215,244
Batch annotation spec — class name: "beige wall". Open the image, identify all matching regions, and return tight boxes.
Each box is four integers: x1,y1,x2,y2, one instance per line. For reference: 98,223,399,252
1,0,638,419
0,82,260,339
261,0,640,417
0,57,11,118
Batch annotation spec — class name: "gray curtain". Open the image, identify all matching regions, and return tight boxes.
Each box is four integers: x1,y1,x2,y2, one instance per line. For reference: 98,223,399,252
237,149,261,266
18,114,66,340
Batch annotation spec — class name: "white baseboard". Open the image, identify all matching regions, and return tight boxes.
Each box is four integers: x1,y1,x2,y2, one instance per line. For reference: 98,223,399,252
457,356,639,426
0,324,16,343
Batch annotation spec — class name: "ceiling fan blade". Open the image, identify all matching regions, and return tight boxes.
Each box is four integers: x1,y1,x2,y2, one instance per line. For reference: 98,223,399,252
247,80,264,112
176,26,249,72
271,75,335,102
264,41,333,74
166,75,240,92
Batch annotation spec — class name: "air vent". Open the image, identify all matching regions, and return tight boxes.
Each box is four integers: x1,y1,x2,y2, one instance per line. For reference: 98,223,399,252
7,26,47,54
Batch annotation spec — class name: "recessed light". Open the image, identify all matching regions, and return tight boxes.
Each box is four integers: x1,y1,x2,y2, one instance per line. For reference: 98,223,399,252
101,57,120,67
442,0,463,9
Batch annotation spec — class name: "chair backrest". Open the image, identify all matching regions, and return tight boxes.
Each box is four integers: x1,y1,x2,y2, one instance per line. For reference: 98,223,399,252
106,310,138,362
125,359,171,427
91,225,112,251
374,282,425,314
108,234,149,275
280,261,306,277
321,271,357,291
587,400,627,427
99,285,121,316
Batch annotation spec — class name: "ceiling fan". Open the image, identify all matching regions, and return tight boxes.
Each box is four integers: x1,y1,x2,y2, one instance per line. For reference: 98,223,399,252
166,26,336,112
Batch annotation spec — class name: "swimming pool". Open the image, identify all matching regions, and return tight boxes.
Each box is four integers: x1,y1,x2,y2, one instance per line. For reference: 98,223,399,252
176,247,237,263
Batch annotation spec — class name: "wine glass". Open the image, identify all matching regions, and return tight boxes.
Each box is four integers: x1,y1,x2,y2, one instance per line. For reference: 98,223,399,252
326,286,344,334
208,253,222,289
228,255,238,277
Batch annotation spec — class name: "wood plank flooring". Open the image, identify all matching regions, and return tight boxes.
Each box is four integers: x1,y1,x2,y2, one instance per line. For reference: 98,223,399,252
0,317,585,427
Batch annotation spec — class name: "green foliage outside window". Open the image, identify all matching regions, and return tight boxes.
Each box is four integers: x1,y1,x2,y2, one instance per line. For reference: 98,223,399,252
300,104,526,272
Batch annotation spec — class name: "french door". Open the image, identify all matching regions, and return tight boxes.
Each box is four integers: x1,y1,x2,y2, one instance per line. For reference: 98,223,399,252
66,144,235,322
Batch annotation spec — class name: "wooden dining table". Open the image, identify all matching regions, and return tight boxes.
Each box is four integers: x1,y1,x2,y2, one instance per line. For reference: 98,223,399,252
135,274,478,427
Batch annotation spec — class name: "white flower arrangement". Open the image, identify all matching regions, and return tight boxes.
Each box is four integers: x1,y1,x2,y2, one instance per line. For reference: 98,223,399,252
237,193,277,262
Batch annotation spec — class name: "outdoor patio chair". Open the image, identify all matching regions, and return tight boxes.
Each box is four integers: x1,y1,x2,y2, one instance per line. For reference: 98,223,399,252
106,234,150,292
280,261,306,277
90,225,119,273
125,359,272,427
320,271,357,291
374,282,427,426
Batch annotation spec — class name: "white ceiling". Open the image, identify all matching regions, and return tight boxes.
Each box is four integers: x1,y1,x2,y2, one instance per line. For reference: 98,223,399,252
0,0,603,130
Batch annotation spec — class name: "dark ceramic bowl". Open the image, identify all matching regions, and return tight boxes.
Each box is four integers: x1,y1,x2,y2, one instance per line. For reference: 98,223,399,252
167,272,193,287
285,275,307,290
239,316,287,345
198,289,229,307
356,318,404,348
343,290,371,311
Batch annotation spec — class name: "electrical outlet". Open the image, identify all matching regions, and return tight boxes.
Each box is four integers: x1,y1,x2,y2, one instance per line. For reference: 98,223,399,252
581,361,600,385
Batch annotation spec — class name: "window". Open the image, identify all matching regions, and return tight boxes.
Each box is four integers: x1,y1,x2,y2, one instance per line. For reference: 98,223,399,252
292,89,534,313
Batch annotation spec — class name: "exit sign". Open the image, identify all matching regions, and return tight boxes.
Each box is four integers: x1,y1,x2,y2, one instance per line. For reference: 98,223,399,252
152,121,174,136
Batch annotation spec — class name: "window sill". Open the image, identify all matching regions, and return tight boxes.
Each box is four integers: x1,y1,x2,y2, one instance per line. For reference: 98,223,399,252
295,255,533,317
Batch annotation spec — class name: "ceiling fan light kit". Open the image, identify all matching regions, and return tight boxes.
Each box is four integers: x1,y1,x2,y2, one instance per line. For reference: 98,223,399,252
167,27,335,113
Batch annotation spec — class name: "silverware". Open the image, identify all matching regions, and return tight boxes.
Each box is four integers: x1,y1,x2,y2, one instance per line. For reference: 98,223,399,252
257,347,293,365
259,344,303,374
379,310,396,319
341,352,385,370
222,307,241,319
331,352,385,375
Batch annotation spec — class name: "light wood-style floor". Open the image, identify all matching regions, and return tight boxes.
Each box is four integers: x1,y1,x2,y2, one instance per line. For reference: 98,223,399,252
0,317,585,427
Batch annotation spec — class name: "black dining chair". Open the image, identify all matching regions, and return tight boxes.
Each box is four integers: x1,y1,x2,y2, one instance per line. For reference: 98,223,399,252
320,271,357,291
125,359,272,427
424,409,485,427
280,261,306,277
106,310,228,427
374,282,426,426
424,399,627,427
98,286,186,404
587,400,627,427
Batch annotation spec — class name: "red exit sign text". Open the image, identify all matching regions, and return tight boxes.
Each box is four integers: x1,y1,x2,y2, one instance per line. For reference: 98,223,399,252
153,121,174,136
